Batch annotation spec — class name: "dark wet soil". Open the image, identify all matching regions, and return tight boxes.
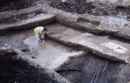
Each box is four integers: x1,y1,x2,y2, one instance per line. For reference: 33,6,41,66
0,0,130,83
57,54,130,83
1,50,130,83
0,9,43,24
50,0,130,16
1,0,130,16
0,53,61,83
0,0,37,12
50,0,95,14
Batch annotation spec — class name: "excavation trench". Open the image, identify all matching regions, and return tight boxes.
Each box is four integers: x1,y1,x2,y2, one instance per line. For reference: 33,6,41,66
0,21,130,83
0,3,130,83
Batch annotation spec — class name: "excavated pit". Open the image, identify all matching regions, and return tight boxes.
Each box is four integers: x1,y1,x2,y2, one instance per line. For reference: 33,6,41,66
0,1,130,83
0,21,130,83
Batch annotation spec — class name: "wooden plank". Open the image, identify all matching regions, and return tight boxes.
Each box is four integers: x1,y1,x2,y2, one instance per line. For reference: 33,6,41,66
42,5,130,41
0,21,130,83
46,23,130,63
0,5,42,20
80,15,130,40
0,14,55,31
42,6,117,35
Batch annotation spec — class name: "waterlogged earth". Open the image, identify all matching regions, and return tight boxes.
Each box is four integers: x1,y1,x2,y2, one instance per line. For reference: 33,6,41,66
50,0,130,16
0,1,130,83
23,34,83,70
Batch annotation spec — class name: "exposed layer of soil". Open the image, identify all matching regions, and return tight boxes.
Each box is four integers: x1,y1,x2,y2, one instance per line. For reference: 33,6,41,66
1,0,130,16
50,0,130,16
0,0,130,83
0,0,37,12
0,53,61,83
0,21,129,83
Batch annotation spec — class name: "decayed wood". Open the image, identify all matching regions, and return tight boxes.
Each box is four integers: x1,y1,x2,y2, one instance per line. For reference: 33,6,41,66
0,33,130,83
58,14,130,41
42,5,113,34
0,4,129,41
0,5,42,20
79,15,130,41
0,5,55,31
41,5,130,41
46,23,130,63
0,14,55,31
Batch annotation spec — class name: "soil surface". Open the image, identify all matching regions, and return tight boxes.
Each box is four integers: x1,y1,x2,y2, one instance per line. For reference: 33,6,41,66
0,53,61,83
0,0,38,12
50,0,130,16
0,0,130,83
0,22,130,83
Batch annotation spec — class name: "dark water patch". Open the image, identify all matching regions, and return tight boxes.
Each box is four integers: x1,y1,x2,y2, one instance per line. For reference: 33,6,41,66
0,52,61,83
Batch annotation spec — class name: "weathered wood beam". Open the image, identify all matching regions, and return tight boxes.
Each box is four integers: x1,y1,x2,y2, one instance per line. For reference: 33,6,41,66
41,5,130,41
46,23,130,63
0,5,42,20
0,14,55,31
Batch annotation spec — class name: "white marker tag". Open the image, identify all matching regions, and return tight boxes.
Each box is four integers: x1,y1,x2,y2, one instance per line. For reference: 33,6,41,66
101,42,128,54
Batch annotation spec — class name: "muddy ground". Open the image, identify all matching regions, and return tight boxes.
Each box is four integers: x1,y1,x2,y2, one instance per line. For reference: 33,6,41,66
0,52,62,83
0,0,39,11
50,0,130,16
0,21,130,83
1,0,130,16
0,0,130,83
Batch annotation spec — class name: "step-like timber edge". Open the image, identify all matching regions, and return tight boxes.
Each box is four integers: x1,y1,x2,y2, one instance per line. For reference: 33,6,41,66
46,34,130,63
0,4,130,41
0,14,55,31
41,5,130,41
0,5,42,20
